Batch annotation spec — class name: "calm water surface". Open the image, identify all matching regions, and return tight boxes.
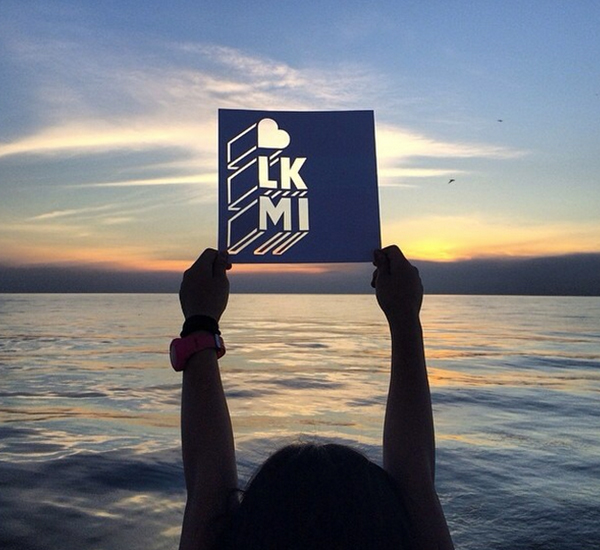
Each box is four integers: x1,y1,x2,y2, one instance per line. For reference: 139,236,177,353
1,294,599,549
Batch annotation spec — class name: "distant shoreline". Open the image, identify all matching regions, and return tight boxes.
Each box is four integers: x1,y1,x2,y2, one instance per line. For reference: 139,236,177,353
2,253,600,296
2,292,599,297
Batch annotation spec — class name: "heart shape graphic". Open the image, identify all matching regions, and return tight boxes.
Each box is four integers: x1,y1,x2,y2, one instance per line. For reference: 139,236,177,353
257,118,290,149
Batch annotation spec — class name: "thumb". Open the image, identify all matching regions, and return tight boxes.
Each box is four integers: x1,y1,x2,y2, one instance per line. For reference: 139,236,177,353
373,249,390,272
213,251,231,278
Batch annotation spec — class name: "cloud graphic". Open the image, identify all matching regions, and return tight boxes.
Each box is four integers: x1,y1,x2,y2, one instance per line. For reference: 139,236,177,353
257,118,290,149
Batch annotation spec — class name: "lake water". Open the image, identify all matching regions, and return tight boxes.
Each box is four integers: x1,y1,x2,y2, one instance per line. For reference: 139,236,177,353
1,293,599,549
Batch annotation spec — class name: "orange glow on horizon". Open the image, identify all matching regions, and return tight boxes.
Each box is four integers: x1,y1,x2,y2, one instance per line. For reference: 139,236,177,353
4,211,600,273
1,243,351,275
5,242,600,272
228,263,335,274
384,215,600,262
126,260,337,275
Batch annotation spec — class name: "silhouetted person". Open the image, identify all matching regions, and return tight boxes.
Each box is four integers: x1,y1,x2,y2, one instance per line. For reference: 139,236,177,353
173,246,454,550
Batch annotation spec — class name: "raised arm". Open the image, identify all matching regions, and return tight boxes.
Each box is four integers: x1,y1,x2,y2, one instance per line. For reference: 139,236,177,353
372,245,453,550
177,249,238,550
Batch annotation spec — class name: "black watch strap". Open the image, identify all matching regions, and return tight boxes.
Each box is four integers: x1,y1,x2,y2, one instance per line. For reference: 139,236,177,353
181,315,220,337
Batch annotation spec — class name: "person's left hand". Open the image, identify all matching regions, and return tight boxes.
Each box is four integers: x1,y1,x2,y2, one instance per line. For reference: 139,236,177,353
179,249,231,321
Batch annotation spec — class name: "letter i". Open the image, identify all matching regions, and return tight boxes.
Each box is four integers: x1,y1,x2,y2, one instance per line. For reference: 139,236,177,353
298,197,309,230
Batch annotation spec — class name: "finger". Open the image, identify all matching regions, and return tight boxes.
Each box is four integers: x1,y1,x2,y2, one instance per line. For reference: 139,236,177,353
372,249,380,266
187,248,218,274
370,269,378,289
382,245,410,273
373,249,390,275
213,250,230,278
219,249,233,270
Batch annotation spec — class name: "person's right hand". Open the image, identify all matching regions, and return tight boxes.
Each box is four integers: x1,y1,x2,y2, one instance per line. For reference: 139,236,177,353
371,245,423,326
179,249,231,322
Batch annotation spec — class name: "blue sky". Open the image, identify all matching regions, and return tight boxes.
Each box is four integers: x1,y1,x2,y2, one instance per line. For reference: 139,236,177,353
1,0,599,274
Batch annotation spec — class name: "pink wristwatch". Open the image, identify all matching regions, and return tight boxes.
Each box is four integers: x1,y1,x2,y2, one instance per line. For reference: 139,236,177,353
169,332,226,371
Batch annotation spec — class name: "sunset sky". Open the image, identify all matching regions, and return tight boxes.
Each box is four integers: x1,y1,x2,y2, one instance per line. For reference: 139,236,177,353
1,1,599,280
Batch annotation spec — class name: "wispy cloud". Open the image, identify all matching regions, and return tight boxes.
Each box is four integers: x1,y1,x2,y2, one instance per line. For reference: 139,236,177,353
72,174,218,188
29,204,118,221
0,33,525,168
26,199,165,225
376,125,525,161
0,120,213,158
174,43,377,106
378,167,467,187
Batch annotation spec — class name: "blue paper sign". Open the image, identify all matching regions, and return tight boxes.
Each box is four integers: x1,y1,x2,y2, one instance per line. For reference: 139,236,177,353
218,109,381,263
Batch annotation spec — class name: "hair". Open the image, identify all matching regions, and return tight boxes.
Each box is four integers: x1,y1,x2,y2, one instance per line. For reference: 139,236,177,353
216,442,414,550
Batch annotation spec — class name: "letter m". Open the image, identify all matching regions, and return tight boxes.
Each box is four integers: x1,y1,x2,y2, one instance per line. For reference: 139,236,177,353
259,196,291,231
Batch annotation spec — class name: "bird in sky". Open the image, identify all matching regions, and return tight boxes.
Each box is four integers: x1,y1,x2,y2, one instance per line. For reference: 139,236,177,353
448,179,455,184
